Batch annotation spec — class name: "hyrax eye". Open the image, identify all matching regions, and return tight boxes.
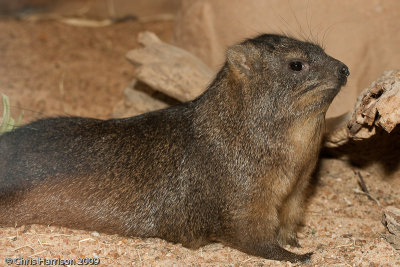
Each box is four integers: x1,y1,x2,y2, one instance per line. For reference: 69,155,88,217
289,61,304,71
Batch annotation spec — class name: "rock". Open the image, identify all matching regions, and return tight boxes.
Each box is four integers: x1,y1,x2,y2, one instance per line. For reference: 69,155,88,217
91,231,100,237
382,206,400,250
126,31,213,102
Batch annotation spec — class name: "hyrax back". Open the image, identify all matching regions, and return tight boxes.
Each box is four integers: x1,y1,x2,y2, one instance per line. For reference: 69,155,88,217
0,34,349,263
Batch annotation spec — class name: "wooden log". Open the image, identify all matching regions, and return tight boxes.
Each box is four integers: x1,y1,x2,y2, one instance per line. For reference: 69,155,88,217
325,70,400,148
112,80,170,118
125,31,213,102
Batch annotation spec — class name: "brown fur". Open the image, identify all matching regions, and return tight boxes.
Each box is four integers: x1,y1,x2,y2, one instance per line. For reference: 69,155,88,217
0,34,349,263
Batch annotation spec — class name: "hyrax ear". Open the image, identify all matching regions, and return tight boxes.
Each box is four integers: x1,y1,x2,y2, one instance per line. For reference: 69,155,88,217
226,44,257,76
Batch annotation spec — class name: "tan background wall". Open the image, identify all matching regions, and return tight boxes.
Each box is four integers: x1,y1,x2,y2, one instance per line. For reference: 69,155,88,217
172,0,400,117
0,0,180,19
1,0,398,118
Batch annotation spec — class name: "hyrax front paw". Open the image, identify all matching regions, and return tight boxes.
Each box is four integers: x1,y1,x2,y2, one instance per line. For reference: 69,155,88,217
277,232,301,248
286,236,301,248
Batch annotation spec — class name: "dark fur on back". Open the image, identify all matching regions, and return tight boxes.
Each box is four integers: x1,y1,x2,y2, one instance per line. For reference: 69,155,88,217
0,34,349,263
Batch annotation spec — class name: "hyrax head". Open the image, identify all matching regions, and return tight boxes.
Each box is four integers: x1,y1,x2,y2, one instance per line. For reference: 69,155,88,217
226,34,349,117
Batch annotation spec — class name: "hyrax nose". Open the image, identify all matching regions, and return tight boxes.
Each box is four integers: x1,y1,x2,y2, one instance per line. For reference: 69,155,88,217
338,64,350,79
336,64,349,85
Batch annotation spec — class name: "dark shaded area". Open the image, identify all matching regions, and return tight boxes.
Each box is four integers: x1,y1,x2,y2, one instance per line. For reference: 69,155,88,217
322,126,400,178
0,0,50,16
135,81,181,106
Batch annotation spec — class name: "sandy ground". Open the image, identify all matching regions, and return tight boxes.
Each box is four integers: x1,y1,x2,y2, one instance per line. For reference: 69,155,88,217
0,19,399,266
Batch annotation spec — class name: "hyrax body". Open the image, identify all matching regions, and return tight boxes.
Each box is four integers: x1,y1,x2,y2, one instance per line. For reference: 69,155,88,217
0,34,349,263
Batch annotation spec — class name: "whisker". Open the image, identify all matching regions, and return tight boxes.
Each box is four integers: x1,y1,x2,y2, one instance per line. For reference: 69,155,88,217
293,82,322,98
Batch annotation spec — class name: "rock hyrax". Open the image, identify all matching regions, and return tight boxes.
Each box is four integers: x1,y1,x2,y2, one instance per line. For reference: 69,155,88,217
0,34,349,263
